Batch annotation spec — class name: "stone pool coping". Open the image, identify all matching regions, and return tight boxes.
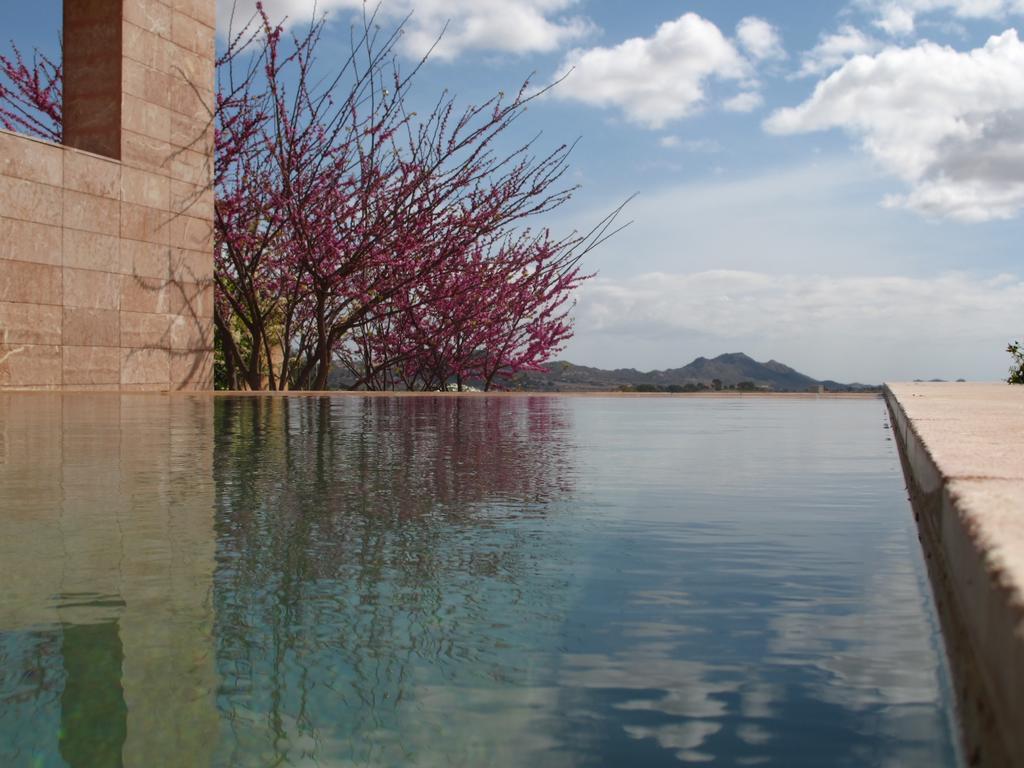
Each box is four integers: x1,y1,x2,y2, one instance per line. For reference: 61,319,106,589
885,382,1024,768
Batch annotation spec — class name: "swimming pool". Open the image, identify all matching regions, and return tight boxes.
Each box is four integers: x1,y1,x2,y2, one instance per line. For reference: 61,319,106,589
0,394,961,766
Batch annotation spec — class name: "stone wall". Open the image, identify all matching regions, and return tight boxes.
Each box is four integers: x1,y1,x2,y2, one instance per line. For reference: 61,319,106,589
0,0,215,390
886,382,1024,767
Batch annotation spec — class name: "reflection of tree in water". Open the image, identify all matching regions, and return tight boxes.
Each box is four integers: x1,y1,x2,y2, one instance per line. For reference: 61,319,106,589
212,396,578,766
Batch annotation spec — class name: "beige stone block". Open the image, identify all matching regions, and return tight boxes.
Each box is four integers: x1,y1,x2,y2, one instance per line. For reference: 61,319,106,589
121,311,172,349
63,268,121,310
169,180,213,219
170,248,214,284
121,347,170,385
124,0,173,39
63,308,120,347
121,202,172,244
0,218,62,266
121,275,183,315
169,74,214,121
120,382,170,391
123,21,170,72
196,281,214,318
171,0,216,30
164,40,211,90
0,302,62,345
64,190,120,236
61,383,121,392
171,10,215,57
0,175,62,226
121,131,174,173
169,147,211,186
0,131,62,186
170,215,213,253
122,167,171,210
172,280,213,319
123,58,174,111
0,344,61,388
63,346,120,386
169,314,213,351
124,240,171,279
63,150,121,199
123,94,172,143
170,112,214,155
63,229,123,273
171,349,213,390
0,261,62,305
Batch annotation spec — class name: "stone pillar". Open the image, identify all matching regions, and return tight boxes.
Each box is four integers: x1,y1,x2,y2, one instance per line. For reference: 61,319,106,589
113,0,217,390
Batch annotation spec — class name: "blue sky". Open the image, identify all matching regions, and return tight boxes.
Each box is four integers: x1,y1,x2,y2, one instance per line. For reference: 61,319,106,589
10,0,1024,381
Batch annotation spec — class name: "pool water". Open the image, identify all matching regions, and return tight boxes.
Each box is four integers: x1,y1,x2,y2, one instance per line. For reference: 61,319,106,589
0,394,961,767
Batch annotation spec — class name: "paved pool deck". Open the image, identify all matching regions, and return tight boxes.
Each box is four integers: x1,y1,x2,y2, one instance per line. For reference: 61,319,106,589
885,382,1024,767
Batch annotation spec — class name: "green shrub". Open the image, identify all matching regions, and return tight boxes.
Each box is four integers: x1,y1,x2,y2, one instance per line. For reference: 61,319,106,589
1008,341,1024,384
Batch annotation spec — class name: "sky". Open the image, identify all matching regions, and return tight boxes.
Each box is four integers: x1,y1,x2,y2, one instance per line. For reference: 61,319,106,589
10,0,1024,382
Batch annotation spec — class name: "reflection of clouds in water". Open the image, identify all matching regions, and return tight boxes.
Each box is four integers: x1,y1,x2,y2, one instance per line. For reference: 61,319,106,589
400,685,569,768
560,647,737,756
558,642,792,762
562,651,735,720
551,502,955,766
740,683,782,720
629,590,694,608
767,528,943,710
624,721,721,763
621,622,707,640
737,723,772,746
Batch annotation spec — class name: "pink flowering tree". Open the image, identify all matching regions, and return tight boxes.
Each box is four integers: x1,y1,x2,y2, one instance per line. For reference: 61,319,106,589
343,209,627,391
0,42,61,141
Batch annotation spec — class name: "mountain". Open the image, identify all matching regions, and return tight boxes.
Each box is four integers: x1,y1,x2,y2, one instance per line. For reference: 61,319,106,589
511,353,879,393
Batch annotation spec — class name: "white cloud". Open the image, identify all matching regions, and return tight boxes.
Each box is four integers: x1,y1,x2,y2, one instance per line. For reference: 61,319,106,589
765,30,1024,221
723,91,765,113
796,26,881,77
863,0,1024,36
736,17,787,61
659,137,722,152
217,0,592,60
551,13,750,129
874,4,917,34
577,270,1022,341
568,270,1024,381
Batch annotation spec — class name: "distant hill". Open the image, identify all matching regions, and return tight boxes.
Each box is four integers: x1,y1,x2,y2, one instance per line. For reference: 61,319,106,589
511,353,879,393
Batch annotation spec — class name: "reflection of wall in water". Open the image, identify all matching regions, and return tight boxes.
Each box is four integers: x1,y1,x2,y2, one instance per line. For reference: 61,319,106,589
0,394,218,767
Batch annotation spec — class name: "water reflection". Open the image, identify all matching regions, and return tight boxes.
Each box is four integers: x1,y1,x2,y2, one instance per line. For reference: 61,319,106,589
0,394,218,768
211,396,579,766
0,394,961,767
551,519,957,767
548,399,959,768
